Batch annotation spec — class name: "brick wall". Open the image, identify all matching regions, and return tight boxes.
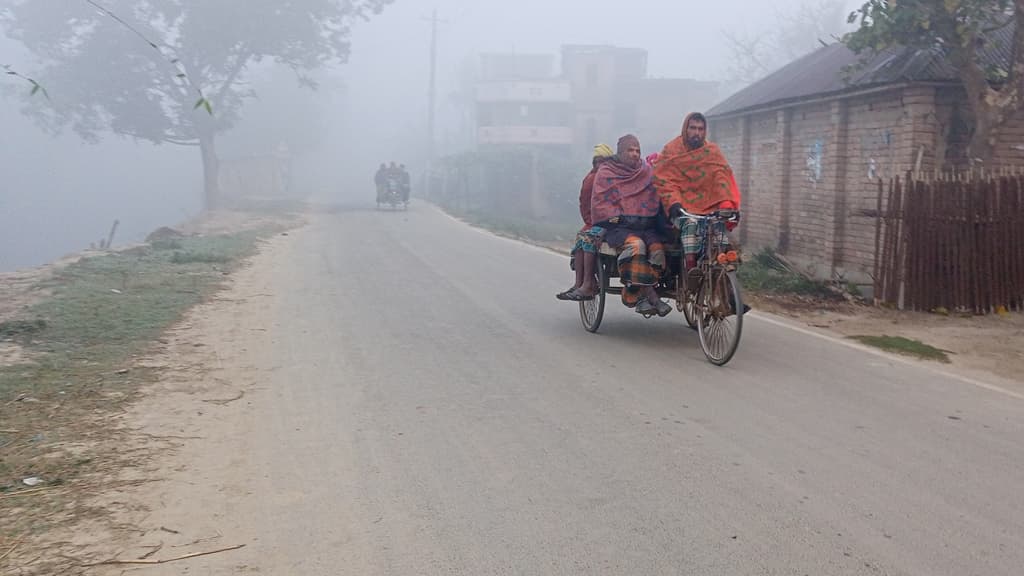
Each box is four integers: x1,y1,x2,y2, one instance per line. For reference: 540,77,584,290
840,90,905,275
709,85,963,285
993,108,1024,165
744,112,781,251
707,83,1024,285
710,115,747,233
785,102,837,276
712,116,742,154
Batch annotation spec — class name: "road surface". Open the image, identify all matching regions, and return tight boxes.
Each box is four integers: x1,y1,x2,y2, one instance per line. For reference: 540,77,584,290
111,202,1024,576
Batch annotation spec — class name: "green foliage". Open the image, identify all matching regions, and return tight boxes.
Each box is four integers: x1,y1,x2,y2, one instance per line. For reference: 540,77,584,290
170,249,232,264
0,319,47,343
738,248,842,298
2,63,48,99
149,238,183,251
844,1,1014,79
0,228,279,557
194,97,213,115
848,334,952,363
0,231,268,388
843,1,1017,160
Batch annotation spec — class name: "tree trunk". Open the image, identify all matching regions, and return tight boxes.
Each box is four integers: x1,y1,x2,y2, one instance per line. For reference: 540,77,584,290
199,131,221,210
969,109,998,166
961,4,1024,168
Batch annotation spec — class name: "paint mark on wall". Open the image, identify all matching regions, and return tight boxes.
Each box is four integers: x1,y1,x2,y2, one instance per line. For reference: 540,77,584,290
806,139,824,183
860,129,894,150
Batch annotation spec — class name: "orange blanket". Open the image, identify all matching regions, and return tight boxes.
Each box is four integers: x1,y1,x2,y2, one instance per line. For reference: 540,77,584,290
653,136,741,215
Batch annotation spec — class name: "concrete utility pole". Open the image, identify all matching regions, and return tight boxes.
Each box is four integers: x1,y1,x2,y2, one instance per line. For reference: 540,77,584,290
424,9,443,167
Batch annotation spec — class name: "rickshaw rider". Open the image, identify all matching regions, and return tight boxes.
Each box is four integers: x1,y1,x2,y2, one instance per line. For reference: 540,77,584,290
654,112,741,276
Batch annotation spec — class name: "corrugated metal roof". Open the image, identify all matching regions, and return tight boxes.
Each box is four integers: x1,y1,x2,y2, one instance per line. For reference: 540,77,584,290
707,24,1014,118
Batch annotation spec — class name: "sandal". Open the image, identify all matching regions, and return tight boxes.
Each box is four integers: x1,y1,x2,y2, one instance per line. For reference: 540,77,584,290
655,299,673,317
556,288,578,301
635,298,657,316
569,289,596,302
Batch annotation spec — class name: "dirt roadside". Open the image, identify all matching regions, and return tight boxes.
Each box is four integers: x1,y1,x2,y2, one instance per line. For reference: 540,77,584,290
0,209,302,574
747,293,1024,385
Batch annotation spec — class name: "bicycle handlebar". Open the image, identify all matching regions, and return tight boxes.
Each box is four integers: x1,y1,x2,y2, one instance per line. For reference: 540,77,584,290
675,207,741,223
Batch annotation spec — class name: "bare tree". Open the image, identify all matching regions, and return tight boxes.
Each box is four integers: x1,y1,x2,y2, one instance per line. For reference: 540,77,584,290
723,0,848,87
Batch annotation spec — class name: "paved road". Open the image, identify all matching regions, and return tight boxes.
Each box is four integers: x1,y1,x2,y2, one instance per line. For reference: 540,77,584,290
137,202,1024,575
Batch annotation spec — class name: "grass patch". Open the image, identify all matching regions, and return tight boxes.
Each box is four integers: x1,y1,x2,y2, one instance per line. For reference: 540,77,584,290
149,238,183,251
170,249,232,264
738,249,842,299
848,335,952,363
0,319,47,343
2,232,265,374
0,226,280,565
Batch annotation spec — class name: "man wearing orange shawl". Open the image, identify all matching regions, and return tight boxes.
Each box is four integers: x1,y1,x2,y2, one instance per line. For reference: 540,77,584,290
653,113,741,272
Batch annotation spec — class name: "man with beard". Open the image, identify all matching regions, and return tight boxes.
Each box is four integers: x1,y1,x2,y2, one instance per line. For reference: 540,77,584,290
590,134,672,317
654,113,742,277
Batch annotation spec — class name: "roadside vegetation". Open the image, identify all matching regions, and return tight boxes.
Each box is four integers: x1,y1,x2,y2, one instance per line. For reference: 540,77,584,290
848,335,952,363
0,226,280,572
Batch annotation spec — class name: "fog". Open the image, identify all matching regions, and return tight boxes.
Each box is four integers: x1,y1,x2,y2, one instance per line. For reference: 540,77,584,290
1,0,859,272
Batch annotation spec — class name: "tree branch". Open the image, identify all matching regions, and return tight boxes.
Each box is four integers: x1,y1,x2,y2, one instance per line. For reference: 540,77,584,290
161,137,200,146
721,30,772,84
84,0,211,113
113,128,199,146
213,49,253,105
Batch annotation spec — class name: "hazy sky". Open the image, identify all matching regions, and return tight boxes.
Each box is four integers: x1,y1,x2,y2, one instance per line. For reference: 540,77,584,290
1,0,859,271
333,0,858,184
344,0,860,79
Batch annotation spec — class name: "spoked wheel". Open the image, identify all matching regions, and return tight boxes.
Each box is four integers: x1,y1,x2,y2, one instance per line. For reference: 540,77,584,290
682,293,698,330
579,258,608,333
696,270,744,366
